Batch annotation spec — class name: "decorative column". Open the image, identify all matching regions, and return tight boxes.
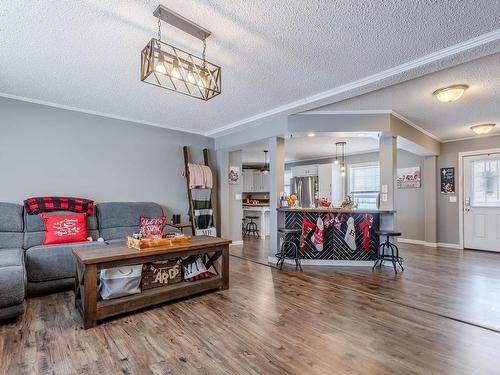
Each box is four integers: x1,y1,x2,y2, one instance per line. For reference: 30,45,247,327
379,135,397,231
424,156,438,244
268,137,285,255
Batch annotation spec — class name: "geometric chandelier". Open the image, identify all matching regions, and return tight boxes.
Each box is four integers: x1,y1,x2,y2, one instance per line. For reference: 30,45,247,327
141,5,221,101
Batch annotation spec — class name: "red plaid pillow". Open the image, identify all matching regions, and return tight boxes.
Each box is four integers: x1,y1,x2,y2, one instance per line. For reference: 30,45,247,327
139,216,166,238
42,213,88,245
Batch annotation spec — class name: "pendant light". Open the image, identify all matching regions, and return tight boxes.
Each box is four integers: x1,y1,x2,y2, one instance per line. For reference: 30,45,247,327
261,150,270,175
141,5,221,101
335,142,346,177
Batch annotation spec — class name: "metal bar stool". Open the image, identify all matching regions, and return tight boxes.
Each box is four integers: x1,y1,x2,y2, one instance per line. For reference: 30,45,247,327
276,228,302,271
244,216,260,238
373,230,404,273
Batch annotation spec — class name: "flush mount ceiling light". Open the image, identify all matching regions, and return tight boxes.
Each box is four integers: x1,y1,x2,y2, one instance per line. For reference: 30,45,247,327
141,5,221,101
433,84,468,103
470,123,496,135
307,133,316,137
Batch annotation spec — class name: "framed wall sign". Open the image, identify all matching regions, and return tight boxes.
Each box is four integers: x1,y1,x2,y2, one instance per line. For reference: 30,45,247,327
440,167,455,194
397,166,421,188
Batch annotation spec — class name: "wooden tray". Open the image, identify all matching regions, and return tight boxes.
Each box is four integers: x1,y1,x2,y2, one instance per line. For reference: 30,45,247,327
126,235,192,250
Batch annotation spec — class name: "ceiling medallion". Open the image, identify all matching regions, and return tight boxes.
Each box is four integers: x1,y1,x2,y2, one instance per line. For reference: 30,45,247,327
141,5,221,101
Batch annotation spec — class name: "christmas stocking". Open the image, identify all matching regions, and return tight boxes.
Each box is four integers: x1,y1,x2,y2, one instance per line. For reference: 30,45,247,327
359,214,374,252
334,213,345,230
299,217,315,252
344,216,357,251
323,213,335,228
311,216,324,252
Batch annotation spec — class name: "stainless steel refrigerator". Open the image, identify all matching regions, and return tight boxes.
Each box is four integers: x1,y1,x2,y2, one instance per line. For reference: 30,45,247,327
291,176,318,208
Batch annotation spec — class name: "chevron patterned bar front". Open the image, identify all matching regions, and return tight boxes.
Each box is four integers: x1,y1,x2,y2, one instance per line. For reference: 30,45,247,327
280,209,382,261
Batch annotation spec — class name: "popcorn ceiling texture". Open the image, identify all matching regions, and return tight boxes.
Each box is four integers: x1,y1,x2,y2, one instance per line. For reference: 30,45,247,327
315,53,500,141
0,0,499,135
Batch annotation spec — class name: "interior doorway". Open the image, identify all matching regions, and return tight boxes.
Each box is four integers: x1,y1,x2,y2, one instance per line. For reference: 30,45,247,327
462,151,500,251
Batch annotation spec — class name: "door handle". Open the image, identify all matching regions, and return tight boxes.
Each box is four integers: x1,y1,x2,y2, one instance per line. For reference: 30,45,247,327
464,207,470,212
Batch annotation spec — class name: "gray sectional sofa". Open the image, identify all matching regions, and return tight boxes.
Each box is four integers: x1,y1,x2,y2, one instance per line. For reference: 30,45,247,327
0,201,179,320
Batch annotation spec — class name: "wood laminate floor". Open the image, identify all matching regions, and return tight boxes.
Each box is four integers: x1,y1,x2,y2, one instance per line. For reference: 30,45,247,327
2,240,500,374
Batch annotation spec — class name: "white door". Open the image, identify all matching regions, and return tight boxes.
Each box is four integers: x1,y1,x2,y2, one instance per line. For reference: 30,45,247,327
463,153,500,251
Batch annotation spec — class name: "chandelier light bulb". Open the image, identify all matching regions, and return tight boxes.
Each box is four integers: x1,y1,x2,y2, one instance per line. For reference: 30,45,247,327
334,159,339,165
341,165,346,172
187,64,196,84
341,171,346,177
171,59,182,79
155,52,167,74
155,63,167,74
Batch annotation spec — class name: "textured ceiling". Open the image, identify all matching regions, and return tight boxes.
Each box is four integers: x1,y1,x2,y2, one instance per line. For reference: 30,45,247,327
311,52,500,141
1,1,500,135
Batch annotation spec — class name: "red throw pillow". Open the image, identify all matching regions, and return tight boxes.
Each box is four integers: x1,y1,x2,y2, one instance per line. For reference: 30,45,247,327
41,213,88,245
140,216,166,238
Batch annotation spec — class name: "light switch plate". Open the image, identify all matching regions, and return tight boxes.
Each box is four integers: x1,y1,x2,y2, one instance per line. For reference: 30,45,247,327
381,184,388,193
382,193,388,202
449,196,457,203
235,193,242,201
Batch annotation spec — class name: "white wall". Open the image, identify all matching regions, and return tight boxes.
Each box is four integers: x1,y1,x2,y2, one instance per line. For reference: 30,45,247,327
0,97,213,224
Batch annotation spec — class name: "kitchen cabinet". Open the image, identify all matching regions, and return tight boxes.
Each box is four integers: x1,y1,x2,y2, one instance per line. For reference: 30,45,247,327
291,165,318,177
243,170,254,192
243,170,270,192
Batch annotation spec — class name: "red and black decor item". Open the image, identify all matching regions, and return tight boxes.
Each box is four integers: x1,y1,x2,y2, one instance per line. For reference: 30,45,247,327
24,196,94,215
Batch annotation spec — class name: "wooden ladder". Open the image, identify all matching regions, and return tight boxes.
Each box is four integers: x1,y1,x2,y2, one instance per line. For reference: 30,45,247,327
182,146,218,236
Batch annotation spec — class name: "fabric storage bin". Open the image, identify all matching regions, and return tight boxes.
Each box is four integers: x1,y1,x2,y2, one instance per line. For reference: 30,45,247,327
99,265,142,300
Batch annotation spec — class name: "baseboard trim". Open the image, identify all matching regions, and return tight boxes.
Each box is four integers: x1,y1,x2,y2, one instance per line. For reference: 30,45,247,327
398,238,437,247
268,256,373,267
398,238,462,249
437,242,462,249
229,240,244,246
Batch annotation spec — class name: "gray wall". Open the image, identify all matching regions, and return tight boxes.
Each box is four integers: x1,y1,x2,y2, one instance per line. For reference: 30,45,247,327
437,134,500,245
0,97,213,224
286,149,426,241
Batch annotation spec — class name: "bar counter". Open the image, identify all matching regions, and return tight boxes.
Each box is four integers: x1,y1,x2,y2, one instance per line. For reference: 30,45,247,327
276,207,395,266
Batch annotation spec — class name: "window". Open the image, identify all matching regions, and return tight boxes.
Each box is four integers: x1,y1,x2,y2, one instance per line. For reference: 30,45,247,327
471,159,500,207
349,163,380,209
284,169,292,195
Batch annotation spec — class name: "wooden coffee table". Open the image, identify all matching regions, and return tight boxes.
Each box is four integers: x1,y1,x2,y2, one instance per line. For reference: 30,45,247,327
73,236,231,329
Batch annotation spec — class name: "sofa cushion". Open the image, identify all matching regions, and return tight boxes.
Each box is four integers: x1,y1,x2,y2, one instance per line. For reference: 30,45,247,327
24,210,98,232
0,248,25,267
24,230,100,250
96,202,164,240
25,241,107,282
0,203,24,232
0,248,25,308
0,232,24,249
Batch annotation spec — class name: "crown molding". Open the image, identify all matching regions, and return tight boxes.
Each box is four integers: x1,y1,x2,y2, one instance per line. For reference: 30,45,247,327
0,92,205,136
206,28,500,137
441,132,500,143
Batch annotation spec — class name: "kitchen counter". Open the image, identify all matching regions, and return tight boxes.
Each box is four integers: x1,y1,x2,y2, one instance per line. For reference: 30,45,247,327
243,206,270,238
277,207,395,214
276,208,395,266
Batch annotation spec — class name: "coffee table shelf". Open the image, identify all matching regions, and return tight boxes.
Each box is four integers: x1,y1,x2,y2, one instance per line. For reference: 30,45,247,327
73,236,231,329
